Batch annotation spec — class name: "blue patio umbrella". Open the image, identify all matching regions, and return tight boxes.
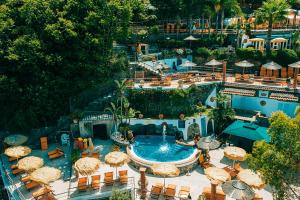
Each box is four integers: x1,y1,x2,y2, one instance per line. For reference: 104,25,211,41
223,120,270,143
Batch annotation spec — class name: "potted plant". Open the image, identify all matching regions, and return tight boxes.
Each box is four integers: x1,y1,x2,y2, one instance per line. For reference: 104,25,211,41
179,113,185,120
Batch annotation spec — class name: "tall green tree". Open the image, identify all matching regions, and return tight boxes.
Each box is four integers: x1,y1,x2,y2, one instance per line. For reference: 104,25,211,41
248,110,300,200
0,0,138,131
254,0,289,54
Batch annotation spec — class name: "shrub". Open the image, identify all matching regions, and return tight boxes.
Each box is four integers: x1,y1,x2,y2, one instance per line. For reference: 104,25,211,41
236,47,263,60
195,47,211,59
110,189,131,200
272,49,298,66
212,49,229,60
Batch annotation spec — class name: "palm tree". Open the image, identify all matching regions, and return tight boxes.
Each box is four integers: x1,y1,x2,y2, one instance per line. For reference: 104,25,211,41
202,5,214,37
212,0,221,31
105,102,120,132
254,0,289,54
220,0,242,34
114,79,127,123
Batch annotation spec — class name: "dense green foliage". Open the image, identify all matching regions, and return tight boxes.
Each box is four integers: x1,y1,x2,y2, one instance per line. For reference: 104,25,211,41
208,94,235,134
127,84,216,118
0,0,139,131
271,49,299,66
236,48,264,61
110,189,131,200
248,109,300,200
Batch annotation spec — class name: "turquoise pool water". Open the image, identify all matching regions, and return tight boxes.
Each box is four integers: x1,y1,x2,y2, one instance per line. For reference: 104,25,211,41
131,135,196,162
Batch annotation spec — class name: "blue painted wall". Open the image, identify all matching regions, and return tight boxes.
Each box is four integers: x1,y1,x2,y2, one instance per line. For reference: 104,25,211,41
232,95,299,117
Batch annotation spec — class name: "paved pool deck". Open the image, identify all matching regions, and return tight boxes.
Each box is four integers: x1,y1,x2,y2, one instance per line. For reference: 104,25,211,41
0,139,273,200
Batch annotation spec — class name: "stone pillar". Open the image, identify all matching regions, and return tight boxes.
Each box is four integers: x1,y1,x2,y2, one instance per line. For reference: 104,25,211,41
210,180,218,200
222,62,227,82
294,68,299,89
139,167,147,199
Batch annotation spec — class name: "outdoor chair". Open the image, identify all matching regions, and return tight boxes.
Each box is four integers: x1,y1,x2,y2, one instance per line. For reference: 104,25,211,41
12,168,24,175
178,186,190,200
199,154,211,169
150,182,163,199
223,166,237,178
91,152,99,159
164,184,176,199
21,175,31,183
91,175,101,190
32,186,53,199
202,186,225,200
118,170,128,184
47,148,63,156
25,181,40,190
77,177,88,191
104,172,114,186
274,70,279,78
259,67,266,77
266,69,273,77
288,67,294,77
235,74,241,82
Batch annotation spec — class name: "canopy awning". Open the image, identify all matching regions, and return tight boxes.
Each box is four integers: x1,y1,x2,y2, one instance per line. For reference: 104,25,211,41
223,120,270,143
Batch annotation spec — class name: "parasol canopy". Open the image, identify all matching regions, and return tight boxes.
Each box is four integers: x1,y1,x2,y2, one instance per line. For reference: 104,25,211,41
197,136,220,150
4,146,31,158
17,156,44,172
235,60,254,68
179,61,197,67
155,62,170,70
204,167,230,183
30,166,61,185
184,35,198,41
224,146,247,162
262,61,282,70
222,180,255,200
74,157,101,176
151,163,180,177
205,59,222,66
4,134,28,146
105,151,129,167
237,169,265,189
288,61,300,68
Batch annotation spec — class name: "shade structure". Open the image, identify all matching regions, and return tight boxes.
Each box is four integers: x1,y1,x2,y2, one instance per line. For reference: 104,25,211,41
237,169,265,189
184,35,198,41
74,157,101,176
179,61,197,67
224,146,247,162
155,62,170,70
4,134,28,146
4,146,31,158
204,167,231,184
105,151,129,167
288,61,300,68
235,60,254,68
262,61,282,70
205,59,222,66
17,156,44,172
151,163,180,177
223,120,270,143
30,167,61,185
197,136,220,150
271,37,287,43
222,180,255,200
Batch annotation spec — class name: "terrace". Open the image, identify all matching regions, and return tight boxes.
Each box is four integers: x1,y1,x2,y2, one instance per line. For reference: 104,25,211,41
0,139,274,200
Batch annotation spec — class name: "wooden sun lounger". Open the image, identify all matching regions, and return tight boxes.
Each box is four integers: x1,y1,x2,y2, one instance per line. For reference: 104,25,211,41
223,166,237,178
11,164,18,170
203,186,225,200
104,172,114,186
119,170,128,184
26,181,40,190
150,182,163,199
32,187,53,199
77,177,88,191
81,152,89,158
12,168,24,175
9,157,18,162
21,175,31,183
178,186,190,200
91,175,101,190
164,184,176,199
47,148,63,156
49,151,64,160
91,152,99,159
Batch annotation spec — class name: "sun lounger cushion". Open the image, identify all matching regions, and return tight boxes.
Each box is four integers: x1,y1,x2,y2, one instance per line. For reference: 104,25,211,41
26,181,40,190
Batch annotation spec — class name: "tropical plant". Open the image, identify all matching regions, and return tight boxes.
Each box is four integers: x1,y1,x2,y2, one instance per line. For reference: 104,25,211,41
115,79,128,123
208,94,235,134
110,189,131,200
105,102,121,132
248,110,300,199
254,0,290,53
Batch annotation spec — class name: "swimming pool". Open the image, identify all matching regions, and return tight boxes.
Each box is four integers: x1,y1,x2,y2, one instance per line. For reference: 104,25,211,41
131,135,197,163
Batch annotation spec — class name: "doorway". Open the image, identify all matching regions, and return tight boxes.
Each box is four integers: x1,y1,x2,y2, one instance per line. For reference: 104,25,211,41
93,124,108,140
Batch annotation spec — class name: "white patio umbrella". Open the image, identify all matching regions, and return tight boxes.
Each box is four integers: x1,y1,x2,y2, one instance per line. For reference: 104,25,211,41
179,61,197,67
262,61,282,70
235,60,254,74
184,35,198,48
205,59,222,73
